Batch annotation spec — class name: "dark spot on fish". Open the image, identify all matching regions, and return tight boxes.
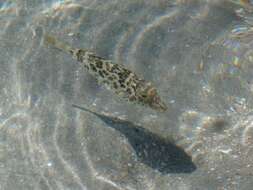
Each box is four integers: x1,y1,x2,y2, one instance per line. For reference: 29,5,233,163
98,70,104,77
102,70,108,76
90,64,97,72
95,60,103,69
108,76,114,81
118,73,123,79
126,88,131,94
113,82,118,89
122,68,131,75
105,63,111,70
113,75,118,80
118,71,130,83
111,64,120,73
76,49,84,62
108,74,117,81
131,84,137,90
119,80,124,84
120,83,126,88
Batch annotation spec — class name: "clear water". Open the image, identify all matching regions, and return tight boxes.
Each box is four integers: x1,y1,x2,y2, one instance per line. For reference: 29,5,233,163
1,0,253,189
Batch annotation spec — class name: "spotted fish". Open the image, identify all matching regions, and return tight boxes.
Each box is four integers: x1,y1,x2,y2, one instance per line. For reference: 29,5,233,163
44,34,167,112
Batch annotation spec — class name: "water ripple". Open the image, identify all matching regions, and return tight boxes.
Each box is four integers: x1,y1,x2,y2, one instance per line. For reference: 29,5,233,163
1,0,253,190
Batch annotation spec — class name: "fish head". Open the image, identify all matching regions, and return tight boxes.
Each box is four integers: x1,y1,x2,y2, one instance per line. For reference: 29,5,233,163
147,87,168,112
140,83,167,112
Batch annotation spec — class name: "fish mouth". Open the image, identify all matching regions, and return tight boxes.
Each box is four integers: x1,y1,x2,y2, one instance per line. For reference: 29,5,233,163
151,101,168,112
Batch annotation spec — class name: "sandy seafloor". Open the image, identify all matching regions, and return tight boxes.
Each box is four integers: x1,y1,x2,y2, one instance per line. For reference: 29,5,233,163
2,0,253,189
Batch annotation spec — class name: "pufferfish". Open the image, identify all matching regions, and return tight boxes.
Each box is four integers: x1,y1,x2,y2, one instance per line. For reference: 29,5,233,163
44,34,167,112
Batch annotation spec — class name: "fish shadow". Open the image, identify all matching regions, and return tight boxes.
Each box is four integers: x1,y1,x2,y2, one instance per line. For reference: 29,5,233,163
73,105,196,174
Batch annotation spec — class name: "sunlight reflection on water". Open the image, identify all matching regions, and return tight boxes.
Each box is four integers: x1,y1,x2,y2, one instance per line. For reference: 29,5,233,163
1,0,253,190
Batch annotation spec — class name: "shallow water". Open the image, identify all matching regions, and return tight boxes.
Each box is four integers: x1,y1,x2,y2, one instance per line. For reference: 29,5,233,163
1,0,253,189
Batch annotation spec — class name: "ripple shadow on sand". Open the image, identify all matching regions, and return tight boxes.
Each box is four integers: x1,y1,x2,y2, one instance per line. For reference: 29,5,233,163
73,105,196,174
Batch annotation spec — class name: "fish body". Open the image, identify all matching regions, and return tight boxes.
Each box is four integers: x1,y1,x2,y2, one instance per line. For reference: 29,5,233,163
44,34,167,112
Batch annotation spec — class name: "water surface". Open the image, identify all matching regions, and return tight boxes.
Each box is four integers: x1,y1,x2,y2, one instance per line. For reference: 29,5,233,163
1,0,253,189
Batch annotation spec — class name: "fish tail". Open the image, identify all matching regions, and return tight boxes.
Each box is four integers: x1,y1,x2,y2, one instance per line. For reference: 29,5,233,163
44,33,75,55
